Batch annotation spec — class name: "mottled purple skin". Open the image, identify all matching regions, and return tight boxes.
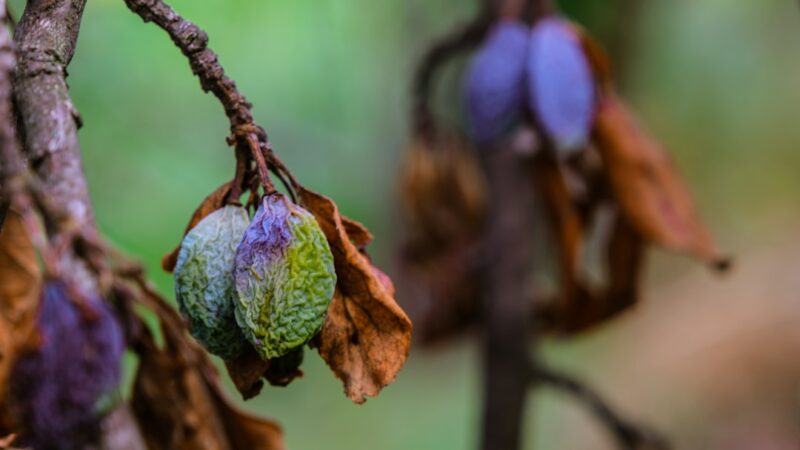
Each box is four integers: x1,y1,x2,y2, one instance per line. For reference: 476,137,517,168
238,195,294,267
464,20,529,145
10,282,125,450
528,17,596,154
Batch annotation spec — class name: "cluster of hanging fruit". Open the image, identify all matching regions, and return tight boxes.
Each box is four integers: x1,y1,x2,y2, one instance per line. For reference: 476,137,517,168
173,195,336,363
161,142,412,405
400,3,729,342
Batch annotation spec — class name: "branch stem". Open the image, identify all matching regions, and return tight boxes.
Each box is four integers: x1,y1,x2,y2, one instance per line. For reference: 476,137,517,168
532,365,670,450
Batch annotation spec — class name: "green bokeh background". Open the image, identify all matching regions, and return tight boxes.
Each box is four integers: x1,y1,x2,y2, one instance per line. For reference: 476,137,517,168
16,0,799,448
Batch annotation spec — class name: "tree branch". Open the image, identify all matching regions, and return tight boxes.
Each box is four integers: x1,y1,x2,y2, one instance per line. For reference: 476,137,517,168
13,0,94,228
0,6,20,182
9,1,147,446
532,365,670,450
122,0,279,195
411,10,493,135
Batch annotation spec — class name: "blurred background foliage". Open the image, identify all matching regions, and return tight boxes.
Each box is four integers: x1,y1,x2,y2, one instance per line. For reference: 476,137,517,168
11,0,799,447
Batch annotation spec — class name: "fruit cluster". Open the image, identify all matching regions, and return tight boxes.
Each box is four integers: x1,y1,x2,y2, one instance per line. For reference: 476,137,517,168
464,17,596,154
173,193,336,362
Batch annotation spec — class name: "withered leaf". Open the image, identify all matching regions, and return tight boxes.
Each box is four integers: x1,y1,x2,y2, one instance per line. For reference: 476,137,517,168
541,213,645,334
224,347,269,401
531,154,646,334
399,134,486,262
162,181,232,272
224,346,303,401
531,154,585,307
342,216,373,248
401,241,482,345
298,187,412,404
593,96,727,269
0,209,41,426
130,280,283,450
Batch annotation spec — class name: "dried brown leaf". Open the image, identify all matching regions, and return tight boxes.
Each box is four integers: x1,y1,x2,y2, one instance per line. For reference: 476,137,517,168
401,241,482,345
161,181,232,272
342,216,373,248
593,96,727,269
531,154,647,334
399,134,486,261
224,347,269,401
532,154,585,306
130,280,283,450
224,346,303,400
298,187,412,404
0,209,40,425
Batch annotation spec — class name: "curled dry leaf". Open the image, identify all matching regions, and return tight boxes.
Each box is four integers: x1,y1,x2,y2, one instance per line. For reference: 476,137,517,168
131,285,283,450
531,154,646,334
0,209,40,427
399,134,487,262
162,181,232,272
593,96,728,269
342,216,373,249
224,345,303,401
298,187,412,404
402,241,482,344
531,154,584,307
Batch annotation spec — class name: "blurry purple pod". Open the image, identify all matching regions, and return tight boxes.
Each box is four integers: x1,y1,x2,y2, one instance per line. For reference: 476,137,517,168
9,281,125,449
463,20,529,145
527,17,596,154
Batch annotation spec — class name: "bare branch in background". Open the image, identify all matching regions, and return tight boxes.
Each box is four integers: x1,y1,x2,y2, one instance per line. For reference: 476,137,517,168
532,365,670,450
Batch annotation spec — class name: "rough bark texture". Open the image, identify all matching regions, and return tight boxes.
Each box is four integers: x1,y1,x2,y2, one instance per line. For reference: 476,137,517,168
9,1,147,447
0,0,19,234
0,1,20,183
479,146,536,450
14,0,94,227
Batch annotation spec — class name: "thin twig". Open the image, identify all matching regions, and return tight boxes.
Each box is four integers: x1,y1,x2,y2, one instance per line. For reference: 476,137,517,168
531,0,556,19
531,365,670,450
122,0,283,193
411,4,495,136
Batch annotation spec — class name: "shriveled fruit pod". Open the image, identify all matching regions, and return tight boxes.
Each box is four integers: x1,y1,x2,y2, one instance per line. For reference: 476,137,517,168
9,281,124,449
527,17,596,154
463,20,529,145
234,194,336,360
174,205,251,359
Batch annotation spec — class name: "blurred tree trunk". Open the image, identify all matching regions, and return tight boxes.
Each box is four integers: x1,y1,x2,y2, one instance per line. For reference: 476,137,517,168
479,145,536,450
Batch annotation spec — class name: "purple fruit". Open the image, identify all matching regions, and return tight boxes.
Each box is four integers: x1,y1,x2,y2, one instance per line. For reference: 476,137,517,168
10,282,124,449
463,20,529,145
527,17,596,154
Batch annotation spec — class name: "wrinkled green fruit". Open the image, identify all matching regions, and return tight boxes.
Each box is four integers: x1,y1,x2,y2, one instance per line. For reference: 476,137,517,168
233,194,336,360
174,205,251,359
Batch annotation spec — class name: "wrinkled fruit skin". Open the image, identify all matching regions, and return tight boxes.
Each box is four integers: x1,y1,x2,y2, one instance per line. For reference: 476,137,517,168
10,282,124,450
175,205,251,359
234,194,336,360
464,20,529,145
527,17,596,154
